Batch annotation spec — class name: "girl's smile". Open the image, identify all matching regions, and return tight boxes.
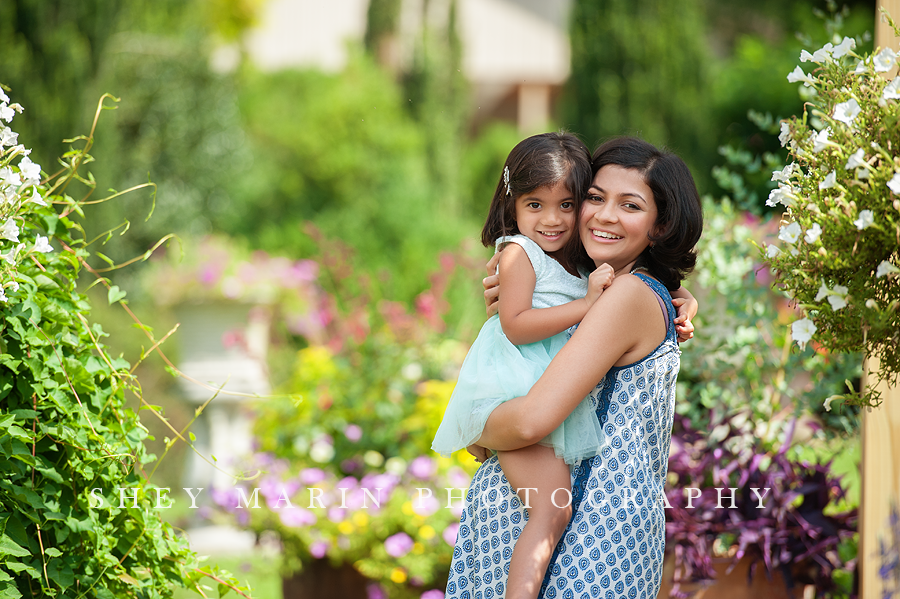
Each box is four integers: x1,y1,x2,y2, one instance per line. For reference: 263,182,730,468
514,182,577,262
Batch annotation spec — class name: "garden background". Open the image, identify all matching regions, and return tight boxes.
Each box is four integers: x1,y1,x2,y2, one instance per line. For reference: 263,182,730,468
1,0,897,598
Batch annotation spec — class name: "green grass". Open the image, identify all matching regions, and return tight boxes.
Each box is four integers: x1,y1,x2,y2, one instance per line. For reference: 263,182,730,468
171,553,283,599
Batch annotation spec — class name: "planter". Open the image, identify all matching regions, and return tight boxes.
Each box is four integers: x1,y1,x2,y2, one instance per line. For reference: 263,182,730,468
657,555,809,599
281,559,370,599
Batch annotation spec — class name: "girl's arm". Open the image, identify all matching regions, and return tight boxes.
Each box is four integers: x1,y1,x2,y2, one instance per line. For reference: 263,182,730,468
671,286,698,342
477,274,667,449
497,244,612,345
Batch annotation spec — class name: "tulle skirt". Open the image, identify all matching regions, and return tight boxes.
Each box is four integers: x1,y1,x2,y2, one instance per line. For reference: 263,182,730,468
432,315,603,465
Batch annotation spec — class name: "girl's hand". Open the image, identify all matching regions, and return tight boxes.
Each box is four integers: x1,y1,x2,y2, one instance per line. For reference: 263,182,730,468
672,296,696,342
483,252,502,317
585,263,615,307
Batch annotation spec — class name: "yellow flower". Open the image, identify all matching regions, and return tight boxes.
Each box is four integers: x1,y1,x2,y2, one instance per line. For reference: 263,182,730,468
389,568,407,584
418,525,436,540
338,521,355,535
352,512,369,528
412,542,424,554
402,501,414,516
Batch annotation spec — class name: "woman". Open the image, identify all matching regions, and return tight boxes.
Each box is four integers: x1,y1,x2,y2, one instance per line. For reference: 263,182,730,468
446,137,703,599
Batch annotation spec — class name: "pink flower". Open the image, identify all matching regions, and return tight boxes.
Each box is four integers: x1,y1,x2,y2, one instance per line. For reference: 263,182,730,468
309,540,329,559
344,424,363,442
367,584,388,599
421,591,445,599
442,522,459,547
278,507,317,527
299,468,327,485
408,456,437,479
384,532,414,557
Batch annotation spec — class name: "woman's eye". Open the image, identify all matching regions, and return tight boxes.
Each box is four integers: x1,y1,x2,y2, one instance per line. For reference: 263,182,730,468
587,195,603,202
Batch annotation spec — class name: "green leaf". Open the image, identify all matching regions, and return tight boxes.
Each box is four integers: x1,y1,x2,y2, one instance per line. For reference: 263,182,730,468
0,535,29,558
44,547,62,557
107,285,127,305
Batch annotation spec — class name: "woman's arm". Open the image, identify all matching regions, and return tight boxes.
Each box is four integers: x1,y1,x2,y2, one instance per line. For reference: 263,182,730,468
477,274,667,450
498,245,612,345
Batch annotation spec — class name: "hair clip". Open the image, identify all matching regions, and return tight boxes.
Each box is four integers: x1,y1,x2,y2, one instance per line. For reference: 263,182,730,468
503,166,511,196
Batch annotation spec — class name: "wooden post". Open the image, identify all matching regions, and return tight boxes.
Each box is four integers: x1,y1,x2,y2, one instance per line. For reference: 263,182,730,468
860,7,900,598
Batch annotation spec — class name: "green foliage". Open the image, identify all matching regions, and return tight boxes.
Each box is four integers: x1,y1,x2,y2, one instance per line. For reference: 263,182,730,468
0,91,247,598
764,23,900,406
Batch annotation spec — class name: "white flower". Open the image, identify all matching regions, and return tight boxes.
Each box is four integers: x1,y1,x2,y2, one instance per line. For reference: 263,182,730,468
812,128,831,153
815,283,830,302
0,288,7,303
779,122,792,147
854,59,868,74
787,66,816,86
833,98,861,125
33,235,53,254
792,317,817,349
1,218,19,242
767,185,795,207
876,260,900,277
827,285,848,311
6,281,18,293
800,50,815,63
888,172,900,194
0,127,17,147
832,36,856,58
805,223,822,243
803,42,834,63
778,221,802,244
0,89,8,104
18,156,41,184
30,188,47,207
0,166,22,189
884,77,900,101
0,104,14,123
853,209,874,230
845,149,867,170
771,163,796,183
874,47,898,72
818,171,837,190
823,395,841,412
766,244,781,258
1,244,22,265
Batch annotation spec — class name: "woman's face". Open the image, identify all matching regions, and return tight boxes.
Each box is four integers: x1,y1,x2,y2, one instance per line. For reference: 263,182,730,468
579,165,658,273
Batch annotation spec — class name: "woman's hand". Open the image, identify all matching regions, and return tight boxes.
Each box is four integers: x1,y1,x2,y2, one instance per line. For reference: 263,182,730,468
672,296,696,342
483,252,501,317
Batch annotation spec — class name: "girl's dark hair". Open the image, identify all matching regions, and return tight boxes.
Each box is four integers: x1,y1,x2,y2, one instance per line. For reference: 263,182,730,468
580,137,703,291
481,132,592,267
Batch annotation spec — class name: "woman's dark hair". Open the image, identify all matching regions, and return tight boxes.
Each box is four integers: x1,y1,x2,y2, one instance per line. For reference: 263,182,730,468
481,132,591,267
580,137,703,291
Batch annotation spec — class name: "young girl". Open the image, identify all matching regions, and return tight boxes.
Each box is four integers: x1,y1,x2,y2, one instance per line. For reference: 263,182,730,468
433,132,697,599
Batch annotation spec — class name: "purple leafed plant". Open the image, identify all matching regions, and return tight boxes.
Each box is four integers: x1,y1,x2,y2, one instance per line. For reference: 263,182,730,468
881,504,900,599
665,414,857,598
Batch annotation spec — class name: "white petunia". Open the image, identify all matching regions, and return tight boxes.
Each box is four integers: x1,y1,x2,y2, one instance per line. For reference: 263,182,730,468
818,171,837,190
778,221,802,244
1,244,22,265
767,185,795,207
811,42,834,63
766,244,780,258
18,156,41,184
805,223,822,243
827,284,849,311
792,317,817,349
33,235,53,254
1,218,19,243
30,188,47,207
876,260,900,277
787,66,816,86
779,122,792,147
0,89,8,104
884,77,900,101
771,163,796,183
845,149,867,170
0,166,22,189
853,209,874,230
0,288,7,303
888,172,900,194
6,281,18,293
815,283,830,302
0,127,17,147
833,98,861,125
0,104,14,123
874,47,898,72
854,59,868,74
800,50,815,62
832,36,856,58
812,128,832,153
823,395,841,412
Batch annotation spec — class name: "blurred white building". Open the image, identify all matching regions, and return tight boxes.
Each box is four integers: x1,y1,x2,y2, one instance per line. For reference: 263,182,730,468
214,0,573,133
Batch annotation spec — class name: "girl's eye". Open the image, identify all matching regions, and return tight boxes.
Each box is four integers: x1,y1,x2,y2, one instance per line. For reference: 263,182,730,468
527,202,541,209
561,201,574,210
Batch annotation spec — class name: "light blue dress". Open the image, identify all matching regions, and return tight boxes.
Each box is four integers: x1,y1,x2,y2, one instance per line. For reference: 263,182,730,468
431,234,604,465
444,273,680,599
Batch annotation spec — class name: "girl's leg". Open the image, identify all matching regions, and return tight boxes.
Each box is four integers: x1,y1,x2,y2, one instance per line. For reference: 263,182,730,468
498,444,572,599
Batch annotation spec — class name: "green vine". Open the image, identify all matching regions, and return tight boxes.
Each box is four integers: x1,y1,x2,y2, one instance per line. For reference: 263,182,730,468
0,89,250,597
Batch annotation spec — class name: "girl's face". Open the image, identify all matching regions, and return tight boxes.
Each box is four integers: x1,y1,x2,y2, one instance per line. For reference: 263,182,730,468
513,182,577,262
580,165,658,273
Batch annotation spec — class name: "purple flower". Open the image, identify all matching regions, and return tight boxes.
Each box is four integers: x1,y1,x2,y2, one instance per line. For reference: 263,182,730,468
442,522,459,547
344,424,363,442
299,468,327,485
327,507,346,523
413,494,440,517
384,532,414,557
278,507,317,527
409,456,437,479
309,540,329,559
421,591,445,599
367,584,388,599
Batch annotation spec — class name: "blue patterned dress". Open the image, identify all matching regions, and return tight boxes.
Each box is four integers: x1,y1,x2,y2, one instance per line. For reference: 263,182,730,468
445,273,680,599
